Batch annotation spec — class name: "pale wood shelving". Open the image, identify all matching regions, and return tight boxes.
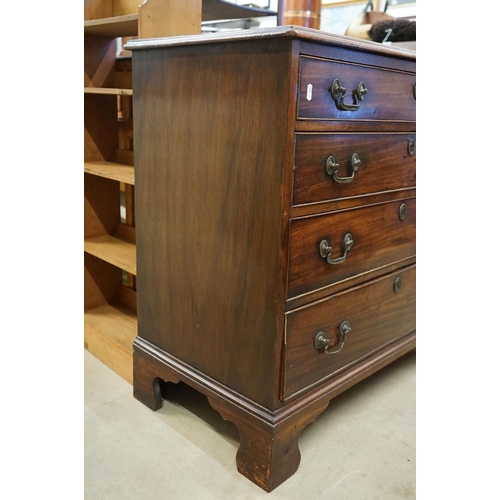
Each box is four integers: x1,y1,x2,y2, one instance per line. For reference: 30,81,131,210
84,235,137,275
84,2,139,382
84,87,133,96
84,14,139,37
84,303,137,383
84,1,275,37
84,161,135,184
84,0,278,383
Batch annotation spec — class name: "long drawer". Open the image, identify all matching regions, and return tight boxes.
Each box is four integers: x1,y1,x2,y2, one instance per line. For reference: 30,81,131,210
283,265,416,400
287,197,416,299
293,133,416,206
297,56,416,122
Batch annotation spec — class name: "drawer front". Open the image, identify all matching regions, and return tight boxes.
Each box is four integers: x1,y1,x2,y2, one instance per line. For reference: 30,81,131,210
297,57,416,121
287,198,415,299
293,133,416,206
283,266,416,400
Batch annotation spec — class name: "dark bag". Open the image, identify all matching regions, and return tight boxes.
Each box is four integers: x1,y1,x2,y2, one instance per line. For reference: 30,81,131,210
368,19,416,43
345,0,393,40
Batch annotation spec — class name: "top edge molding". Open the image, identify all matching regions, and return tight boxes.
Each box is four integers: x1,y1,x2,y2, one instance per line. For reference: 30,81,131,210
124,25,416,61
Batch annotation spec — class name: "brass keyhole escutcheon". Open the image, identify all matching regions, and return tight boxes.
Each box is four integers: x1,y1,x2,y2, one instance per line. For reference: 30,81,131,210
399,203,408,221
408,139,415,157
394,276,402,293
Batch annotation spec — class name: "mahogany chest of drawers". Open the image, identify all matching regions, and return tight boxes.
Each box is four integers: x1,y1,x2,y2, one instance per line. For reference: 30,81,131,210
127,26,416,492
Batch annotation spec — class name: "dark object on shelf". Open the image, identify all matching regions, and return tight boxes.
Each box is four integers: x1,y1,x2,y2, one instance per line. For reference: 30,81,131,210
345,0,393,40
345,0,394,40
202,0,276,21
369,19,416,43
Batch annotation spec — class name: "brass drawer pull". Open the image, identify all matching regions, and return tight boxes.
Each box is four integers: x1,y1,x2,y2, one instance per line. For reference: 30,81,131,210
314,320,351,356
330,79,368,111
325,153,361,184
319,233,354,265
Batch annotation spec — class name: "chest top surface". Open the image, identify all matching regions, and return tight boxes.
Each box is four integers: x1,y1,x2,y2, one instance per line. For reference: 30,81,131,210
126,24,416,59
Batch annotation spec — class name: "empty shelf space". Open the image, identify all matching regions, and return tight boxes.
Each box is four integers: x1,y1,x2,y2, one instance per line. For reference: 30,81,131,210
84,161,135,185
84,303,137,384
85,303,137,353
84,235,136,275
84,87,133,96
84,14,139,37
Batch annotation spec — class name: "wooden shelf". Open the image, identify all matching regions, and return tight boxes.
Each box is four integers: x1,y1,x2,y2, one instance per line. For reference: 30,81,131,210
84,303,137,383
84,87,133,96
84,235,136,275
84,161,135,185
83,1,276,39
84,14,139,37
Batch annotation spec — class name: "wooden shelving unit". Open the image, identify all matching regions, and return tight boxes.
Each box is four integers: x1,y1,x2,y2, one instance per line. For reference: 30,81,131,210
83,1,276,37
84,87,133,96
84,161,135,184
84,14,139,37
84,303,137,383
84,235,137,274
84,0,278,383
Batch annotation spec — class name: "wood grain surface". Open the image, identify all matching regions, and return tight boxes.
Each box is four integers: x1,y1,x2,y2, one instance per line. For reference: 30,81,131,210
293,132,416,205
297,56,416,121
288,197,416,299
133,38,296,408
284,266,416,399
128,28,416,491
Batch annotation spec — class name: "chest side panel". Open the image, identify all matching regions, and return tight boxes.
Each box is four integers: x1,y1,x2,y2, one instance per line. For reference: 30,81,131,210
133,40,294,408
